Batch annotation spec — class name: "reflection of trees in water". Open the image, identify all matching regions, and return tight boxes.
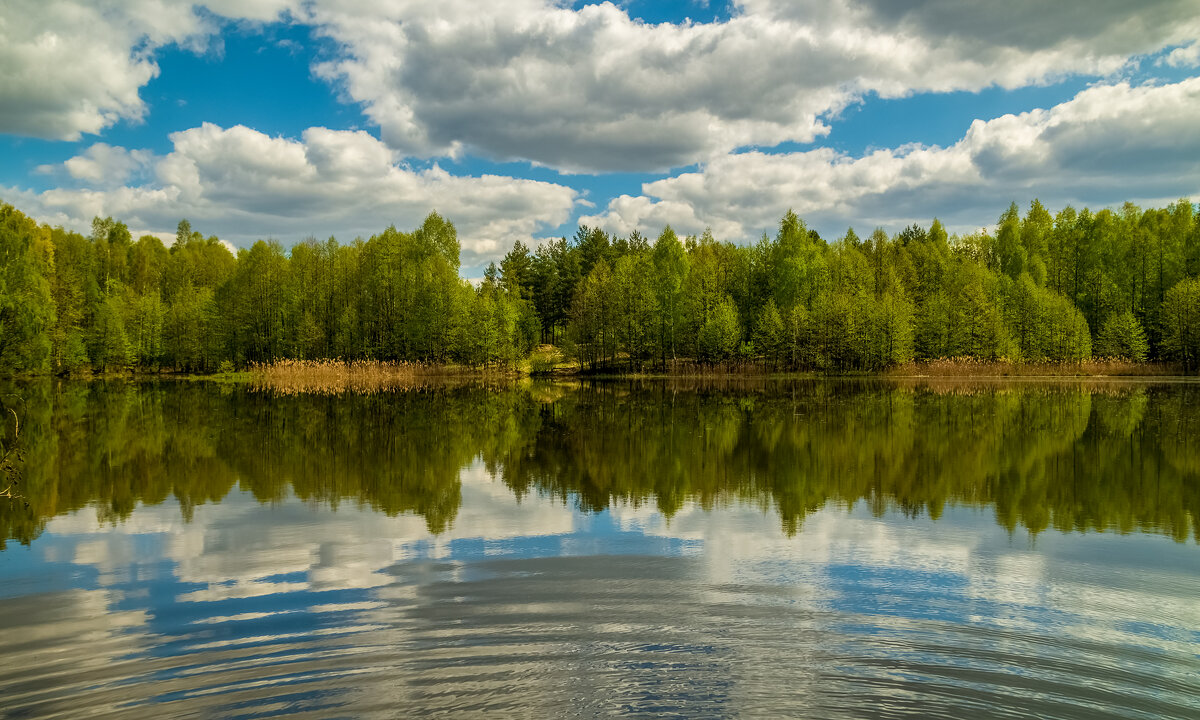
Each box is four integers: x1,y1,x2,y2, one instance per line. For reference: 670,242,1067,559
0,382,544,547
1,380,1197,548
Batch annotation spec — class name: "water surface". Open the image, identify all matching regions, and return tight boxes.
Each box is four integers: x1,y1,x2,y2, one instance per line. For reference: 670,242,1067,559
1,379,1198,718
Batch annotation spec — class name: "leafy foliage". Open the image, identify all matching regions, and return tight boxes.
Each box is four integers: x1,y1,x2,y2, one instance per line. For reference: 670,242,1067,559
0,196,1198,375
1096,310,1149,361
1162,277,1200,371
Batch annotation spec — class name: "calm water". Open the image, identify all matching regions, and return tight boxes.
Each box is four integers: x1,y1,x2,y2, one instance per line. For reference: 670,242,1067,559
1,379,1198,719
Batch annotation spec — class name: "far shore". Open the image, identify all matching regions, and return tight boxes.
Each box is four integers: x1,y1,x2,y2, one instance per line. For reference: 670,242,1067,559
6,357,1192,391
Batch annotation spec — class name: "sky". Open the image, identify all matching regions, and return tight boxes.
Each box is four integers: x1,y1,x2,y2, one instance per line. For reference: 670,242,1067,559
2,1,1199,276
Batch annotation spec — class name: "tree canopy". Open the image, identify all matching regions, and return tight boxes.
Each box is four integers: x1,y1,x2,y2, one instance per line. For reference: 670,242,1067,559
1,197,1197,374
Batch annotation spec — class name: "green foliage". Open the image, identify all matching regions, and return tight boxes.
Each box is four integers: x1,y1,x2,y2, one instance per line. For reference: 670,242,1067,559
2,196,1199,375
455,285,529,368
1162,276,1200,371
871,285,915,367
569,260,620,368
651,226,689,361
164,283,216,371
1096,310,1149,361
752,299,785,367
612,253,659,361
698,296,741,362
1004,273,1091,361
0,204,56,373
499,240,533,299
994,202,1026,278
90,293,132,371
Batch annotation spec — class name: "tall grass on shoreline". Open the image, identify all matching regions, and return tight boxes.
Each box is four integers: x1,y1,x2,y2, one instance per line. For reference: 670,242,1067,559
885,357,1185,377
580,356,1187,379
245,356,1189,395
248,359,517,395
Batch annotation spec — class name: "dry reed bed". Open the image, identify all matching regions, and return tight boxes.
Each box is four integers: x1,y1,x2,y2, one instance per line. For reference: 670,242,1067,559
884,378,1191,397
246,357,1192,396
248,359,517,395
886,357,1186,378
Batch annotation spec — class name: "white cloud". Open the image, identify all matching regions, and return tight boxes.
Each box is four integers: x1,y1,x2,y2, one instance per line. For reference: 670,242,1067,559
5,1,1198,172
58,143,157,185
0,0,301,140
1162,40,1200,68
6,123,579,265
307,0,1200,172
581,78,1200,239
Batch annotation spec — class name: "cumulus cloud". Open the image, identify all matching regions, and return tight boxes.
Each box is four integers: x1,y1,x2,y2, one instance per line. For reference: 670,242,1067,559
54,143,157,185
580,79,1200,239
308,0,1200,172
0,0,301,140
7,124,579,265
6,1,1198,172
1162,40,1200,68
753,0,1198,56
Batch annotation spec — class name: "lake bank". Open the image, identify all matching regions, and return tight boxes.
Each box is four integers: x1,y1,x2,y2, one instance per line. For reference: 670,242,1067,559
2,356,1191,395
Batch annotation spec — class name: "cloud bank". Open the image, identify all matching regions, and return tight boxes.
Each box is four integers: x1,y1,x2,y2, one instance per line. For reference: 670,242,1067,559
10,123,578,265
310,0,1200,171
4,1,1199,171
0,0,302,140
581,79,1200,239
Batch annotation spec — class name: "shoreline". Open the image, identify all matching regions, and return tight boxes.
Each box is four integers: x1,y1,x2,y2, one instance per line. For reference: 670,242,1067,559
3,358,1193,386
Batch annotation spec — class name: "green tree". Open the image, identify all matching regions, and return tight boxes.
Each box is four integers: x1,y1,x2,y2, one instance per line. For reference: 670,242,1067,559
164,283,217,371
994,202,1026,278
91,293,132,371
612,253,658,362
1096,310,1149,361
124,288,165,367
752,299,785,368
1020,199,1052,285
871,285,915,368
222,240,290,363
698,296,741,363
1006,273,1044,360
575,226,611,277
652,227,688,364
414,211,460,269
569,260,620,368
0,204,55,373
500,240,534,300
1162,277,1200,371
47,226,95,372
770,210,826,311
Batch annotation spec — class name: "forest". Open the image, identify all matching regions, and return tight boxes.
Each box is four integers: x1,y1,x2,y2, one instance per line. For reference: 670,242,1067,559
1,197,1198,374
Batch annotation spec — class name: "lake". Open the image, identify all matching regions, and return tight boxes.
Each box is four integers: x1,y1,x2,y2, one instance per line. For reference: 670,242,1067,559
1,378,1198,719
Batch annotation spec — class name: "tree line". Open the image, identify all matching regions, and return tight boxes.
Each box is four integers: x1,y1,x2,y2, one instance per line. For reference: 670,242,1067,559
1,197,1199,374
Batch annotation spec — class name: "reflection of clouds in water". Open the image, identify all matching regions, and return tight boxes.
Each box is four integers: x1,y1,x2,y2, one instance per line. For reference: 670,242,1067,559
613,498,1200,649
42,471,1200,642
611,499,975,580
0,587,150,716
44,462,578,600
8,463,1200,719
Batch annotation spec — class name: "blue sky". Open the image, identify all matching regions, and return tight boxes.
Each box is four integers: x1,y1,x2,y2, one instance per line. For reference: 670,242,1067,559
2,1,1199,275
